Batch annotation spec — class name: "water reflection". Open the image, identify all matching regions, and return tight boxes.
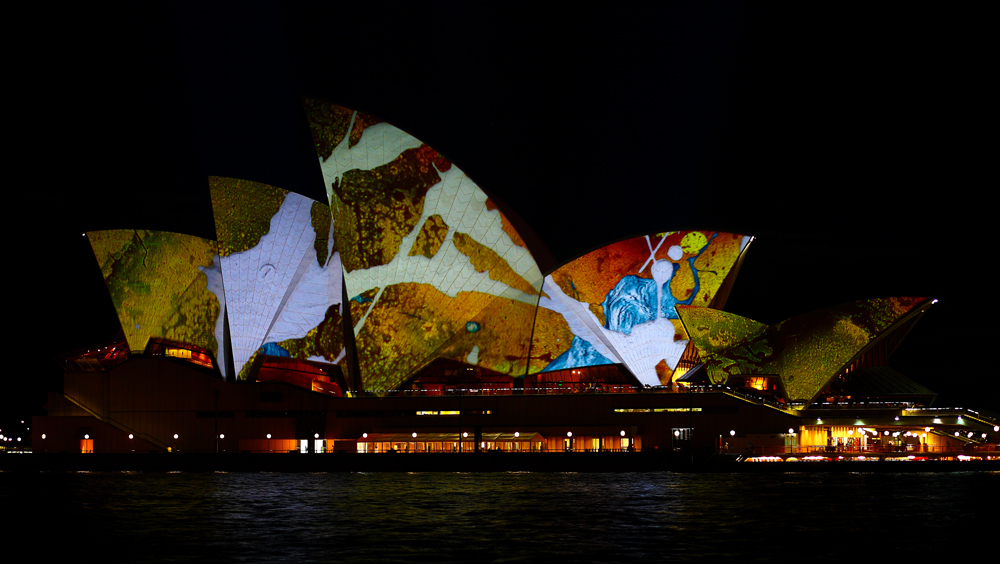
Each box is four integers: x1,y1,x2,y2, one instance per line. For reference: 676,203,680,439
5,471,996,562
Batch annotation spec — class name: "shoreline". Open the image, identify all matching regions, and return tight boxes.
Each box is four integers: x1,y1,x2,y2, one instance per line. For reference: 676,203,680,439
4,452,998,473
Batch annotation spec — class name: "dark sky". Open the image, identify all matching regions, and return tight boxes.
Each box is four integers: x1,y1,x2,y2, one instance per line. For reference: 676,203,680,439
8,2,994,423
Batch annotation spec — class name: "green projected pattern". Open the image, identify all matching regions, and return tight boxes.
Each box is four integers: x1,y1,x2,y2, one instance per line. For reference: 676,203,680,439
88,230,222,359
677,297,930,402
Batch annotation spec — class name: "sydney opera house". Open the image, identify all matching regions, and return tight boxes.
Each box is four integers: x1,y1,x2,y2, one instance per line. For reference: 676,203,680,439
32,99,998,464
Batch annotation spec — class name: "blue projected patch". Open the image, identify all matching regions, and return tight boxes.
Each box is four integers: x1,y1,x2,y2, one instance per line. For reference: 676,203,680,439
543,336,613,372
260,342,291,357
602,276,658,335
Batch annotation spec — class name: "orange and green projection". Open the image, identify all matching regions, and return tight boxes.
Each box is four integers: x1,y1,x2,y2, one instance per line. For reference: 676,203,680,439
304,98,543,392
535,231,752,387
677,297,931,402
83,97,931,402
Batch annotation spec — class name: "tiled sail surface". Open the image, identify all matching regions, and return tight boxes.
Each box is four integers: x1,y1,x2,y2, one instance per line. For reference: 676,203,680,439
88,230,224,370
209,177,345,379
303,99,543,392
535,232,751,386
674,307,771,386
677,297,931,402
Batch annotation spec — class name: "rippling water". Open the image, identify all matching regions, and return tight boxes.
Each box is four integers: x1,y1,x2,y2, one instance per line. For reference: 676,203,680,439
5,471,996,562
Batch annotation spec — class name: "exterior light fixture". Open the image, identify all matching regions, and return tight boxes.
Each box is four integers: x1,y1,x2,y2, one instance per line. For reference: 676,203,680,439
463,432,468,438
925,427,931,432
84,434,90,439
41,434,46,440
674,430,680,437
730,430,735,437
884,431,889,436
788,428,794,434
362,433,367,439
514,432,519,438
174,434,179,439
412,432,417,438
995,425,999,432
967,432,974,438
128,434,133,440
314,433,320,439
954,432,960,437
894,416,899,421
567,432,573,437
219,434,225,439
267,434,272,439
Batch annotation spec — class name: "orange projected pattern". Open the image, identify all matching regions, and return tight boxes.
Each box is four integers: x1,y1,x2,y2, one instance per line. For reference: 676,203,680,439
677,297,931,402
305,99,543,393
535,231,750,386
89,230,222,361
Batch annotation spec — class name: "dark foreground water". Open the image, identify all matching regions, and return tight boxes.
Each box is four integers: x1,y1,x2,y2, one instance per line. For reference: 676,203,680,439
5,471,996,562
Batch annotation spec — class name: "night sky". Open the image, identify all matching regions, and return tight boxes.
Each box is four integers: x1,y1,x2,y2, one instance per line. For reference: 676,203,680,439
7,2,994,430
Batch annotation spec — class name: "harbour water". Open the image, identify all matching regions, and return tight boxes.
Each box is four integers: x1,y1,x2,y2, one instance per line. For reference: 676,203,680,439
5,471,996,562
